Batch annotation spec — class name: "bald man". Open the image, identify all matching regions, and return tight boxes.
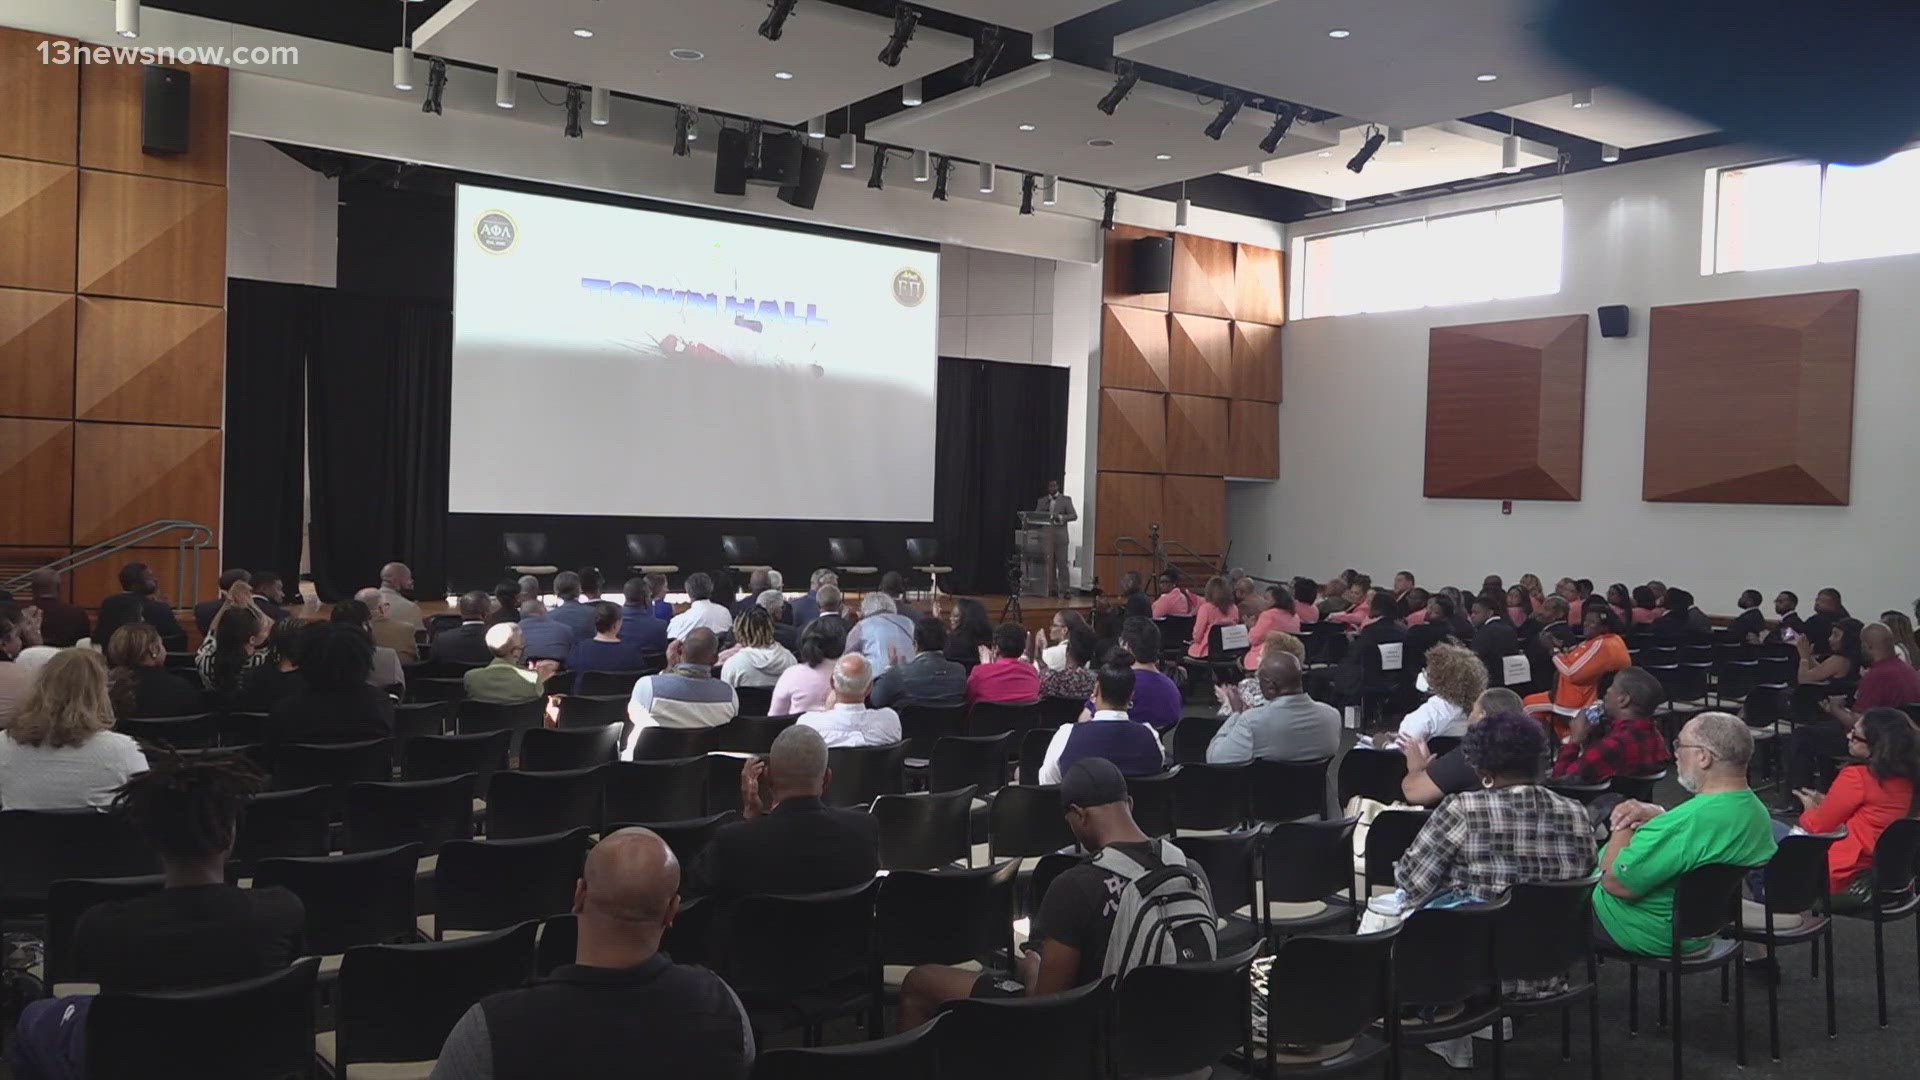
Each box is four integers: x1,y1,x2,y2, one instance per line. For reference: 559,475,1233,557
430,829,754,1080
1206,651,1340,765
623,628,738,750
378,562,424,630
797,653,903,748
461,623,548,705
356,586,418,663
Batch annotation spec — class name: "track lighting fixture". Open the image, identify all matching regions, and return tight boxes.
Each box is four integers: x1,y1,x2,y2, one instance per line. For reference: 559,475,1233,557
494,68,516,108
913,149,931,182
977,161,995,194
1019,173,1035,215
1346,125,1384,173
839,131,859,169
391,46,414,91
563,85,584,138
1100,189,1117,231
963,27,1005,87
1500,134,1520,173
931,155,952,201
759,0,797,41
673,107,695,156
1330,197,1347,212
1571,88,1593,109
1600,143,1620,163
807,116,825,140
879,5,920,66
116,0,140,38
1031,27,1054,60
902,79,923,107
1174,182,1190,228
1041,174,1058,205
1387,127,1404,147
590,86,611,125
1258,105,1294,154
422,57,447,115
1097,60,1138,116
1203,90,1244,141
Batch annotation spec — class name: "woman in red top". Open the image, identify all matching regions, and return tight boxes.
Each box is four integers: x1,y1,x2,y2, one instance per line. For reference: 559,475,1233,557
1186,576,1241,660
1795,707,1920,895
1242,584,1301,669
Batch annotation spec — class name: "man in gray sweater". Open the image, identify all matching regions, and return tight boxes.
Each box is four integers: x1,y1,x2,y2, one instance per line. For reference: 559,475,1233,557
1207,652,1340,764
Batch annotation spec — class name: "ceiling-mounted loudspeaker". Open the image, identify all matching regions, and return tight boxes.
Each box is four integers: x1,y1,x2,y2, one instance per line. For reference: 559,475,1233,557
141,64,191,155
714,126,750,195
778,140,828,209
1597,304,1630,338
1130,236,1173,294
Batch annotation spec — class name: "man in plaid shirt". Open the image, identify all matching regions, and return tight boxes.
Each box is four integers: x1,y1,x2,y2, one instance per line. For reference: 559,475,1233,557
1552,667,1674,785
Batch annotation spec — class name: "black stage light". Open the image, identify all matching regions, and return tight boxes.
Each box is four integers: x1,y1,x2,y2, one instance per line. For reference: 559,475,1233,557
1259,104,1295,153
1346,126,1384,173
1100,188,1117,230
1203,90,1244,140
868,147,888,189
931,155,952,200
422,57,447,115
759,0,797,41
1019,173,1035,214
563,85,584,138
879,5,920,66
963,27,1004,87
673,106,695,156
1097,60,1139,115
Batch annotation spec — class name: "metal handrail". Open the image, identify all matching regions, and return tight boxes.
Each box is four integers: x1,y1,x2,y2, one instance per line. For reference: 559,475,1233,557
1109,524,1224,590
2,520,215,606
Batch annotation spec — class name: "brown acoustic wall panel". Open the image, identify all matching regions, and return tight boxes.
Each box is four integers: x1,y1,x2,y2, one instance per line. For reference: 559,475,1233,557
0,288,76,418
1643,290,1858,505
1163,475,1226,556
72,422,221,544
1102,224,1170,311
1095,471,1164,555
80,62,228,185
1100,304,1170,393
1229,400,1279,479
1425,315,1588,500
75,297,224,426
1097,388,1167,474
1170,233,1235,318
0,418,74,545
1231,322,1282,402
1234,242,1286,325
0,29,79,164
77,170,226,307
1169,313,1232,398
1166,393,1230,476
0,158,78,293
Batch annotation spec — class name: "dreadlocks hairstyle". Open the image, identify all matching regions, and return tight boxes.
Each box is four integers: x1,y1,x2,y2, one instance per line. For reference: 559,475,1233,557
112,749,265,863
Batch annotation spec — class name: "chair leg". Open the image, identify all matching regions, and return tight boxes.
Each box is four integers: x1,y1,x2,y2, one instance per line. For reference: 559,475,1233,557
1767,949,1781,1061
1656,970,1667,1029
1734,950,1748,1068
1719,965,1729,1005
1560,1004,1571,1061
1628,964,1639,1034
1588,983,1602,1080
1670,967,1683,1080
1876,912,1889,1028
1825,927,1838,1039
1490,1009,1503,1080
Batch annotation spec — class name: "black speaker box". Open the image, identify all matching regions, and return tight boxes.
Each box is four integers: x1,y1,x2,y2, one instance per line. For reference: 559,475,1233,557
778,141,827,210
1130,236,1173,294
1597,304,1630,338
714,127,750,196
141,65,191,155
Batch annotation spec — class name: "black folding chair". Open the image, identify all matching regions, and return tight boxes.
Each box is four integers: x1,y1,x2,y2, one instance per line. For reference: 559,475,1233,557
116,712,218,749
573,669,645,697
231,786,332,874
1336,749,1408,808
1494,875,1603,1080
554,694,627,728
1037,695,1089,729
1257,929,1397,1078
1017,728,1055,786
935,976,1112,1080
1391,897,1510,1072
876,860,1018,969
1259,817,1358,939
1169,715,1225,764
1126,769,1178,838
391,701,450,741
965,701,1039,739
456,699,547,754
329,922,537,1076
1114,943,1261,1078
611,811,741,869
1736,832,1841,1057
733,685,776,718
927,732,1012,797
987,784,1073,860
43,875,165,988
825,742,909,808
1248,757,1332,822
344,774,475,855
434,828,593,938
1171,761,1249,833
752,1015,943,1079
721,880,883,1045
602,757,709,824
0,810,157,914
631,725,723,761
1360,808,1429,896
519,724,622,771
870,786,976,870
253,843,423,955
1178,829,1264,954
898,704,967,758
486,766,606,839
1859,816,1920,1029
402,730,511,796
87,957,321,1080
718,713,798,754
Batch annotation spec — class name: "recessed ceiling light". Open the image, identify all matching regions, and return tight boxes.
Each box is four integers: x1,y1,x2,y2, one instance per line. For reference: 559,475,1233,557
1317,150,1332,158
1475,72,1498,82
572,27,594,37
1017,123,1035,131
1087,138,1114,148
774,71,794,80
669,48,704,60
1154,153,1172,160
1327,28,1350,38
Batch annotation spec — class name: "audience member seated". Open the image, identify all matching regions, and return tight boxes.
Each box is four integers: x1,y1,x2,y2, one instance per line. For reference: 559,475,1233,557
1150,567,1199,619
756,590,800,652
811,584,846,624
1119,571,1153,620
771,616,847,716
614,577,670,659
717,606,796,691
1038,610,1089,671
1241,586,1301,671
1505,585,1535,629
514,599,576,664
1037,626,1099,702
194,569,264,635
879,569,921,618
227,619,308,716
21,569,89,648
1116,619,1183,733
733,569,773,616
1315,576,1351,618
1785,587,1851,649
95,561,187,654
1552,666,1673,785
1726,589,1767,644
1629,585,1660,627
1519,573,1548,615
0,649,148,810
1289,577,1322,625
331,598,406,690
943,598,995,664
0,611,39,726
565,601,649,689
1232,576,1263,620
429,828,753,1080
1880,611,1919,667
1208,651,1339,765
355,587,420,663
1595,713,1776,955
1789,620,1908,790
845,593,915,680
1553,577,1584,627
1037,658,1165,783
708,573,741,627
546,571,597,641
7,754,307,1080
869,617,968,710
667,573,736,642
263,623,395,746
625,629,738,748
1602,583,1631,627
517,574,542,610
1402,594,1461,665
1394,643,1486,744
429,592,495,668
379,562,426,631
1788,707,1920,903
464,624,550,705
644,573,674,622
1400,689,1526,807
688,724,879,901
1525,604,1629,739
197,590,271,702
577,567,605,604
798,654,902,748
788,569,837,629
1401,588,1433,626
1467,593,1522,681
966,622,1043,705
1329,588,1407,700
486,581,523,626
1649,587,1711,645
898,757,1213,1029
105,623,206,720
1767,590,1801,642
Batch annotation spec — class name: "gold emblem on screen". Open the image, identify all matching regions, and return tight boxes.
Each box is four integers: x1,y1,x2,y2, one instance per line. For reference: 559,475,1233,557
475,210,518,254
892,267,926,307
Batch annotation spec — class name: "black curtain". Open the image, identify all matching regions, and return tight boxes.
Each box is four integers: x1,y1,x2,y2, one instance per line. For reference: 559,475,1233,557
222,279,322,585
933,357,1070,594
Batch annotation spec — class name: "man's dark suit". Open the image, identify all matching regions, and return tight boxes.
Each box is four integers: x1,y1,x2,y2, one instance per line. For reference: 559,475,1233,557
95,592,187,653
27,595,90,647
1469,617,1522,687
428,621,492,667
688,796,879,901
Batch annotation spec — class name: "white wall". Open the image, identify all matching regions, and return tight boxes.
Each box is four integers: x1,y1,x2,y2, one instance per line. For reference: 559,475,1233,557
226,135,336,287
1228,143,1920,616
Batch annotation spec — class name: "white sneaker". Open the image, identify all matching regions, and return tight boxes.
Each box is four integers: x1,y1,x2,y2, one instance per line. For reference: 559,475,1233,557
1471,1018,1515,1041
1425,1036,1474,1070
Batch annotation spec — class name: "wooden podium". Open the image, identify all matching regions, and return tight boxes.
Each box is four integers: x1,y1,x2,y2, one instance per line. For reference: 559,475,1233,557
1014,512,1063,598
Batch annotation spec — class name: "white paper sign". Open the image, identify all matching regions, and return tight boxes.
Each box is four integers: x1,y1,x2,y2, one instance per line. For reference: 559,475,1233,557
1378,642,1404,671
1219,623,1251,651
1502,654,1531,687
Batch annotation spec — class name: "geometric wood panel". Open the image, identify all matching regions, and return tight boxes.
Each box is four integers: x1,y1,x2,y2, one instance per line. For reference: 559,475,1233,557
72,544,220,611
72,421,221,544
1095,470,1164,555
1100,304,1170,393
1166,392,1230,476
0,29,79,165
76,170,226,306
0,418,74,545
1234,241,1286,325
80,62,228,186
0,158,79,294
1102,224,1170,311
1229,399,1279,479
0,288,76,418
1164,474,1226,556
1170,232,1234,318
1643,290,1858,505
1098,387,1167,474
1169,313,1232,398
1231,321,1282,402
1425,314,1588,500
75,297,224,426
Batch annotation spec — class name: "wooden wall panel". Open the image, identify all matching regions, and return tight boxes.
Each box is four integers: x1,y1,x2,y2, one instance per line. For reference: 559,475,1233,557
75,297,224,425
1169,313,1232,398
80,62,228,185
1102,224,1170,311
76,170,225,306
0,288,76,418
1234,242,1286,325
1163,475,1226,556
72,545,220,611
72,422,221,544
1100,305,1170,392
1231,322,1282,402
0,158,78,293
1644,290,1858,504
0,29,78,164
1098,388,1167,474
1229,400,1279,479
1170,233,1235,318
0,418,74,544
1166,393,1230,476
1425,315,1587,500
1094,471,1164,555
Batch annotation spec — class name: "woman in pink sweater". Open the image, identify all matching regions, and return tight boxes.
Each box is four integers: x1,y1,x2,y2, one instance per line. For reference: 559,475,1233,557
1242,584,1301,669
1186,576,1241,660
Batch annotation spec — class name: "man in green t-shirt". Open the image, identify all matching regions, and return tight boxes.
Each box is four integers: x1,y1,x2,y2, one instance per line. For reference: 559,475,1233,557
1594,711,1778,955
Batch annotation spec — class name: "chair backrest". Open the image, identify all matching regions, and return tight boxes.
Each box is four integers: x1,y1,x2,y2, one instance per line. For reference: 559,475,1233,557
610,811,742,869
754,1014,943,1080
1260,817,1357,903
1171,762,1249,832
929,732,1012,796
1394,894,1509,1007
1157,615,1196,653
574,669,645,697
536,913,577,977
905,537,940,565
1038,695,1089,729
0,809,158,907
391,701,451,741
602,756,710,823
520,724,622,771
717,711,796,753
402,730,511,793
1671,861,1756,944
1247,757,1332,822
1495,874,1601,984
1362,809,1430,893
345,774,475,854
1262,929,1398,1048
1017,728,1055,786
116,712,218,749
897,704,966,757
336,921,538,1067
721,535,762,563
44,874,165,986
502,532,549,562
218,711,269,746
270,738,393,793
1608,768,1668,803
935,976,1112,1080
1168,715,1224,764
871,786,976,871
87,957,321,1080
723,879,880,1006
988,784,1074,858
824,742,909,808
632,725,723,761
1173,830,1261,917
436,828,594,936
626,533,668,562
407,676,469,705
1125,769,1178,838
1336,748,1409,807
232,785,333,871
555,694,628,728
703,752,743,817
966,700,1040,739
1872,817,1920,894
828,537,866,564
731,686,778,722
877,860,1019,967
1113,944,1261,1077
253,843,424,955
487,766,607,839
456,698,548,752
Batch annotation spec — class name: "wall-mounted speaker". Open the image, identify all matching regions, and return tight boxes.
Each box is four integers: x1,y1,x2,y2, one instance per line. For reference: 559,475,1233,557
1130,236,1173,294
777,142,828,210
713,127,750,196
141,64,191,155
1597,304,1630,338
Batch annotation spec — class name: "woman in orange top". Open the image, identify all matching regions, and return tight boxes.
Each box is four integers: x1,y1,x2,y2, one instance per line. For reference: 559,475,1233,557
1794,707,1920,895
1525,605,1630,738
1187,575,1241,659
1242,584,1302,669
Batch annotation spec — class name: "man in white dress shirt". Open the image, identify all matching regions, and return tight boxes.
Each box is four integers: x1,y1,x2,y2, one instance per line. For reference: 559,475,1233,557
666,572,737,641
799,653,902,748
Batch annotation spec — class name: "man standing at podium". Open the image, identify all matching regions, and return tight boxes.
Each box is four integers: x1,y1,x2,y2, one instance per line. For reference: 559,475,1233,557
1033,480,1077,597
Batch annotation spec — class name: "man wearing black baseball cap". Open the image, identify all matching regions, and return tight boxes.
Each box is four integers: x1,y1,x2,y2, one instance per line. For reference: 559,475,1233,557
895,757,1212,1030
